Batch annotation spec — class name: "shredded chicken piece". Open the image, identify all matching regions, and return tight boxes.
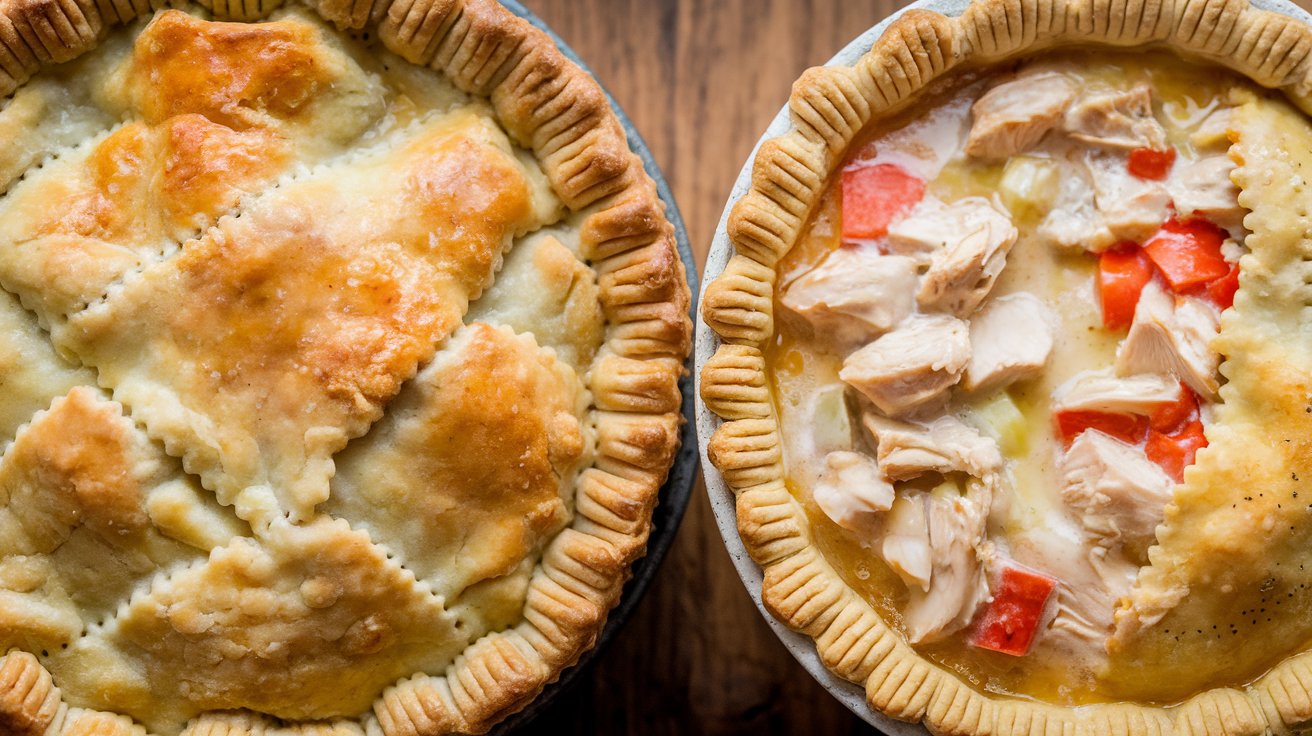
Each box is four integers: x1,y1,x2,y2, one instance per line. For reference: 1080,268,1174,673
1115,282,1220,400
915,198,1018,316
1085,151,1172,243
885,196,955,261
1170,156,1244,232
780,246,918,347
963,292,1056,394
1061,430,1174,559
903,490,991,644
1064,84,1168,151
811,451,893,533
1036,159,1117,252
883,493,932,591
966,70,1076,160
1009,524,1137,660
1053,368,1182,415
839,314,971,417
862,413,1003,481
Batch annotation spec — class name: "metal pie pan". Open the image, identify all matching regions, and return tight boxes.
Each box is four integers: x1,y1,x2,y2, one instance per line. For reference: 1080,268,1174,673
693,0,1312,729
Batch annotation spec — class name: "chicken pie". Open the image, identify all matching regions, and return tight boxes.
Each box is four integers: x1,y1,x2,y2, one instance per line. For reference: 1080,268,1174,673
0,1,690,734
702,0,1312,733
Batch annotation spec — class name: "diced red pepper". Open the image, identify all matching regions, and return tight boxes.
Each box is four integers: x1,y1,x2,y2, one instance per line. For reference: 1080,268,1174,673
1146,419,1208,482
1097,245,1154,331
968,563,1058,657
1142,218,1230,292
1055,409,1149,447
1127,147,1177,180
840,163,926,239
1205,263,1240,310
1149,384,1199,433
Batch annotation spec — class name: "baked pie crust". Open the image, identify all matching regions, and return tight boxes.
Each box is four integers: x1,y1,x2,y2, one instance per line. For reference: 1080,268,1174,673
0,0,689,733
701,0,1312,734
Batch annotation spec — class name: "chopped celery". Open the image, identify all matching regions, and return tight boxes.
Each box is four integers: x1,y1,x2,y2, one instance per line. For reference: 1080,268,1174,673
999,156,1060,218
965,391,1028,457
811,384,852,453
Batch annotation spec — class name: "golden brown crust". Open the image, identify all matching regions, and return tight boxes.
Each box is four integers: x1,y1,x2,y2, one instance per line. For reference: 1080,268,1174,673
699,0,1312,734
61,110,538,526
0,1,689,734
0,651,60,736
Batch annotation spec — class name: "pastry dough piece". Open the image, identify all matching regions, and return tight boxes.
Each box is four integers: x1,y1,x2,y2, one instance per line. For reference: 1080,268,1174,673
62,110,545,524
0,9,386,328
0,387,242,654
1103,94,1312,699
109,9,385,153
326,323,591,636
467,232,605,371
0,30,132,193
46,517,461,735
0,292,96,447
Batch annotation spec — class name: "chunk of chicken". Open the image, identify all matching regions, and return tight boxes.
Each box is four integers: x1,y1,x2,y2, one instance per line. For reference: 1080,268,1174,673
1085,151,1172,243
840,314,971,417
1222,237,1246,263
963,292,1056,394
780,246,918,347
885,196,955,261
903,491,991,644
1064,84,1167,151
1036,160,1117,252
811,451,894,533
915,198,1018,316
862,413,1003,481
882,493,932,591
1115,282,1220,400
1053,369,1182,415
1061,430,1173,559
1009,522,1138,659
966,70,1076,160
1170,156,1244,232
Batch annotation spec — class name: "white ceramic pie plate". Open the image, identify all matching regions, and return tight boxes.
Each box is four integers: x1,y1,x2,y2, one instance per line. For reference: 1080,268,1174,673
694,0,1312,729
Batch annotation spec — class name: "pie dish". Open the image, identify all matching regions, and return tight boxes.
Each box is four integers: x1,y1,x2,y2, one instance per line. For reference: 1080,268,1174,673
700,0,1312,733
0,0,691,733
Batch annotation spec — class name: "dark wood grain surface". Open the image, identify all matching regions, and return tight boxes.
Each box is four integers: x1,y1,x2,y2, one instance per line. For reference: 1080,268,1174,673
516,1,1312,734
521,3,904,733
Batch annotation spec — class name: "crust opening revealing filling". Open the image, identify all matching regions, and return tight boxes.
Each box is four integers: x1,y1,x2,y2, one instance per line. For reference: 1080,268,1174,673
0,2,689,735
701,1,1312,734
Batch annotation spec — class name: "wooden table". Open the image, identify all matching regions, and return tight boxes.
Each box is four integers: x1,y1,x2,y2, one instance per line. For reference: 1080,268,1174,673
520,2,906,732
519,1,1312,733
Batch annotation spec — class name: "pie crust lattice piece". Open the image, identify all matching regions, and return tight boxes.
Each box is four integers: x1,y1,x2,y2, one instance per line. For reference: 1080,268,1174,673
700,0,1312,734
0,0,691,734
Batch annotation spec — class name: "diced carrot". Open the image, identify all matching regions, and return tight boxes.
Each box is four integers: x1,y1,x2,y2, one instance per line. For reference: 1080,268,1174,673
1055,409,1149,447
968,563,1058,657
1146,419,1208,483
1205,263,1240,310
1097,245,1154,331
1149,384,1199,433
1142,218,1230,292
1127,147,1177,180
840,163,926,239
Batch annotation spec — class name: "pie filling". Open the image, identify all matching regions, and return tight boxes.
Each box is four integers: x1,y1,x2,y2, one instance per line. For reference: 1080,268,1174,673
771,51,1260,703
0,8,608,733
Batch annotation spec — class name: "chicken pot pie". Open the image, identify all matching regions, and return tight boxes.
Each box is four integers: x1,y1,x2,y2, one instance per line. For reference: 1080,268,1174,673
0,1,690,734
701,0,1312,733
